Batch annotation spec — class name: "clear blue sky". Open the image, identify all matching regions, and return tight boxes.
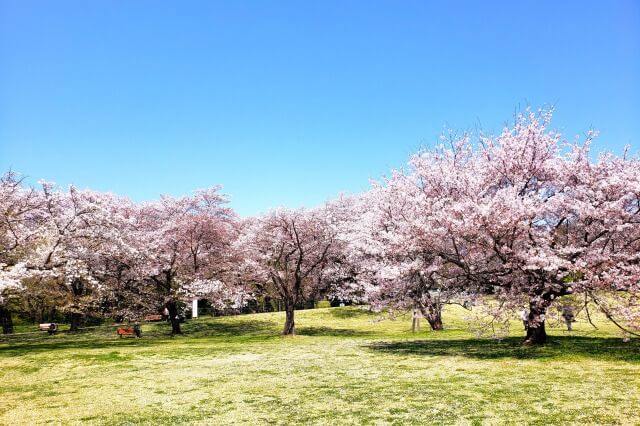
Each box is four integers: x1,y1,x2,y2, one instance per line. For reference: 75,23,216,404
1,1,638,216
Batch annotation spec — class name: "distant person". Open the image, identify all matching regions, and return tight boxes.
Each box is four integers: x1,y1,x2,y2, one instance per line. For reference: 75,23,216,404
562,306,575,332
162,307,169,322
133,322,142,338
48,323,57,335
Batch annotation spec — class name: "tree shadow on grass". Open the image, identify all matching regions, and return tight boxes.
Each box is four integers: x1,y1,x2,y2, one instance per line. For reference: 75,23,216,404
297,326,374,337
0,335,170,358
0,319,281,358
368,336,640,362
0,317,378,357
184,318,279,337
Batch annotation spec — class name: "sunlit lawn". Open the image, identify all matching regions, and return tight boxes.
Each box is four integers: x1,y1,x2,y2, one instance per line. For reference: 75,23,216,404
1,306,639,425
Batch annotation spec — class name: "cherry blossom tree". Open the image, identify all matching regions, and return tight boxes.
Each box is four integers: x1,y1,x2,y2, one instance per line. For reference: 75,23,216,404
390,110,640,343
319,195,377,305
390,111,574,343
0,174,124,332
558,146,640,336
237,208,338,335
0,171,40,333
362,178,464,330
131,188,238,334
20,182,134,331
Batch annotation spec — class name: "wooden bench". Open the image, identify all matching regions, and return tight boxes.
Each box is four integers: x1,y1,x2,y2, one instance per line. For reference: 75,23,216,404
39,323,58,335
117,327,135,338
144,314,163,322
117,326,141,338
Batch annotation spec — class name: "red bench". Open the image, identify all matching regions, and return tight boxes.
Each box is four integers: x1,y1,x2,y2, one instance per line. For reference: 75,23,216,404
116,327,140,338
144,315,163,322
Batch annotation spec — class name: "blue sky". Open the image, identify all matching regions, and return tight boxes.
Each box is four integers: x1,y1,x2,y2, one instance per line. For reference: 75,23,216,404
1,1,638,216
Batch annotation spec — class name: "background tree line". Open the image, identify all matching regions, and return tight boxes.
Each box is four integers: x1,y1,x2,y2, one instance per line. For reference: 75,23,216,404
1,110,639,344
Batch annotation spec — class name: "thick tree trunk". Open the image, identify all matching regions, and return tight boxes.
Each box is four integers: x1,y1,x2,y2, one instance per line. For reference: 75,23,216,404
0,305,13,334
69,313,82,332
523,303,548,345
283,303,295,335
419,303,444,331
166,300,182,335
426,312,443,331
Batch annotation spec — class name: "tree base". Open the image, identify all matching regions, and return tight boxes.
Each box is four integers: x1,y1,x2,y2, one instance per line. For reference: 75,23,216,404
0,306,13,335
428,320,444,331
283,305,295,335
523,325,547,345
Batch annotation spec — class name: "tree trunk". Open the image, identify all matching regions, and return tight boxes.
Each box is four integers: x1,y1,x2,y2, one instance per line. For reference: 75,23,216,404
523,303,548,345
0,305,13,334
419,303,444,331
283,303,295,335
166,300,182,335
69,313,82,332
426,312,443,331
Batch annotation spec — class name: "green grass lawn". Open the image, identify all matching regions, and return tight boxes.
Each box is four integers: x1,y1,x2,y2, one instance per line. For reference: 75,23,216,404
1,306,639,425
